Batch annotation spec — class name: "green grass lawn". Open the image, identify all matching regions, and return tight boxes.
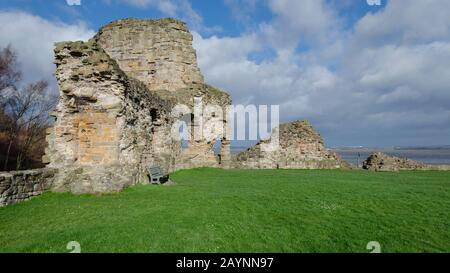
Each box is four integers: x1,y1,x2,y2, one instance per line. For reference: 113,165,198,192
1,168,449,253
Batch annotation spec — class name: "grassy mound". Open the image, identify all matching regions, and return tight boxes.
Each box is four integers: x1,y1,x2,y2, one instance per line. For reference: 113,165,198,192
0,168,449,252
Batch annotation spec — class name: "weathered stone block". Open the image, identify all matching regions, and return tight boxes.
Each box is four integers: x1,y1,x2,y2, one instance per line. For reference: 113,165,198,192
236,120,349,170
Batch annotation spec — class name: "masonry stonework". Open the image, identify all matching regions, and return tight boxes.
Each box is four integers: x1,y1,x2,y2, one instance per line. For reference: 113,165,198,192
95,18,204,92
44,18,231,193
0,169,57,207
235,120,349,170
362,152,450,171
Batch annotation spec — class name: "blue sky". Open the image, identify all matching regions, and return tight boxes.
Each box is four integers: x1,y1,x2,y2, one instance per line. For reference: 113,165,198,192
1,0,450,147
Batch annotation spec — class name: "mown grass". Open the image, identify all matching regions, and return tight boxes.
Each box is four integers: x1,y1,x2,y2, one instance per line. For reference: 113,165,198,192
0,168,449,253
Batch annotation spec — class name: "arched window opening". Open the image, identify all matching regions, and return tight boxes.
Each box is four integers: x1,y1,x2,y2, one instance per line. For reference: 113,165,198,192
213,138,223,165
179,113,193,150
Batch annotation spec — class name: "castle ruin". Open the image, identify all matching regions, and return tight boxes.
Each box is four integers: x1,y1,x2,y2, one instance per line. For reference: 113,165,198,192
40,18,348,194
44,19,232,193
236,120,349,169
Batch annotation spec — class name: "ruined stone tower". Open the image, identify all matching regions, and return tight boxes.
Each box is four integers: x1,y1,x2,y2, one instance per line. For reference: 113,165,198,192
44,18,232,193
95,19,204,92
236,120,349,169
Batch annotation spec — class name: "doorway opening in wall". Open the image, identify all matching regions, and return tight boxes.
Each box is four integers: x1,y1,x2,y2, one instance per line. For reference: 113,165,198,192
179,113,193,151
213,138,222,164
181,139,189,150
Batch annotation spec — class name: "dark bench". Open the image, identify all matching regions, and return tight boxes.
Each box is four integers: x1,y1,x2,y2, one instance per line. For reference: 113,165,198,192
147,166,169,184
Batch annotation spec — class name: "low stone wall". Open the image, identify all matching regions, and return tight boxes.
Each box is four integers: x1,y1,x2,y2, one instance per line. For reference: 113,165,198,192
0,168,57,207
362,152,450,171
432,165,450,171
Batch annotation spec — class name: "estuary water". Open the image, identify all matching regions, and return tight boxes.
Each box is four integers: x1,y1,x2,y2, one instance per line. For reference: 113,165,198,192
231,144,450,167
332,147,450,167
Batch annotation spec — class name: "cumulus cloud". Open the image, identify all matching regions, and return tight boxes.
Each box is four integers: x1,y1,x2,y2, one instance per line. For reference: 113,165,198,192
121,0,177,15
66,0,82,6
1,0,449,146
354,0,450,46
193,0,450,146
0,11,95,92
224,0,259,25
268,0,335,34
118,0,219,34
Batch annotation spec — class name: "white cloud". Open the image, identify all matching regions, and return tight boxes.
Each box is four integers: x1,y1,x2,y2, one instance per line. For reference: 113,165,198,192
121,0,177,15
354,0,450,46
118,0,219,33
258,0,341,53
193,0,450,146
66,0,82,6
268,0,335,34
224,0,259,24
0,11,95,92
2,0,450,146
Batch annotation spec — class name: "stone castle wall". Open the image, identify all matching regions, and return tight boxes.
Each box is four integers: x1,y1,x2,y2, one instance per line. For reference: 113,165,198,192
0,169,57,207
236,120,349,169
44,18,232,193
95,18,232,171
95,18,204,92
362,152,450,171
45,40,182,193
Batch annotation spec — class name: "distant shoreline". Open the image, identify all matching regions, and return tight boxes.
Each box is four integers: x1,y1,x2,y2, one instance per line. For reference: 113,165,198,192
229,145,450,166
331,147,450,166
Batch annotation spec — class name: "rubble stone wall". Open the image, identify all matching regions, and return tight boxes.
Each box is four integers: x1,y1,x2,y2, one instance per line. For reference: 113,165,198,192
45,39,180,193
362,152,450,171
0,169,57,207
236,120,349,170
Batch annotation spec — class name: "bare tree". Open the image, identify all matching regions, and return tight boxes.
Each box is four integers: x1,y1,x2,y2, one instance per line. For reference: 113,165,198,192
1,45,21,130
0,45,21,94
3,81,57,170
0,46,57,171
